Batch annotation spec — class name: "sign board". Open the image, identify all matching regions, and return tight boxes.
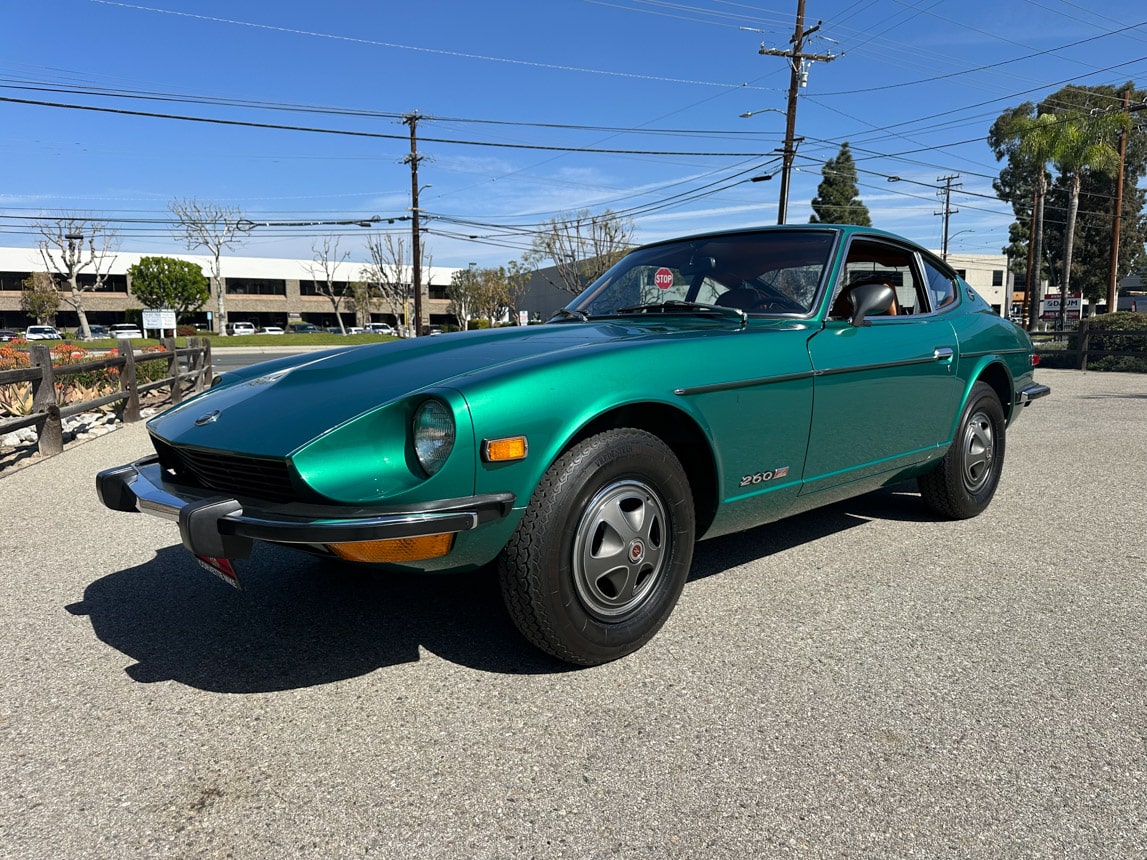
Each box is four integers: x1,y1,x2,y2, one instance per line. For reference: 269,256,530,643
142,309,177,331
518,310,529,326
654,267,674,290
1040,293,1081,321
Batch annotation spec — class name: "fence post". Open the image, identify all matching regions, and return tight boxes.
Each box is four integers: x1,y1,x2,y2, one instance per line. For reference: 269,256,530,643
120,344,141,422
163,336,181,404
29,344,63,456
200,337,213,391
1077,319,1090,371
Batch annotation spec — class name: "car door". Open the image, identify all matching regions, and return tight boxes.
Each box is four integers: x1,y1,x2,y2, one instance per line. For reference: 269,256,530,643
801,240,959,498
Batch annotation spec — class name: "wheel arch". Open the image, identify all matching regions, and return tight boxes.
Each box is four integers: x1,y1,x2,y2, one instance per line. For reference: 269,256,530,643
562,402,720,537
970,360,1016,423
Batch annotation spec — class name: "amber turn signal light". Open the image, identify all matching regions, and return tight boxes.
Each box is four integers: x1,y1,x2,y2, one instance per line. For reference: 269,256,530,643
482,436,528,462
326,533,455,563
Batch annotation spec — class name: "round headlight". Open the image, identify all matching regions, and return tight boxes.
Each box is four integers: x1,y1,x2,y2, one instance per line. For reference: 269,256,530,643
412,399,455,476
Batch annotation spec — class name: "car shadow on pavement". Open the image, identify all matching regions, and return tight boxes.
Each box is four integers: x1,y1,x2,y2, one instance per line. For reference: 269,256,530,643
66,485,932,690
67,544,567,691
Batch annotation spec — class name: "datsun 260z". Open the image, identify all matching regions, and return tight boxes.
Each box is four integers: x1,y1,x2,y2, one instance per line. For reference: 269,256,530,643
98,225,1049,665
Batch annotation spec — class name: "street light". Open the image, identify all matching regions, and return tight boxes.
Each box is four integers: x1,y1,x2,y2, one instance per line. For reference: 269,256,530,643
943,229,975,262
741,109,801,224
739,107,785,119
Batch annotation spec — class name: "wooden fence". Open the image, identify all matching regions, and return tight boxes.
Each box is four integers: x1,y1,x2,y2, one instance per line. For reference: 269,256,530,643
0,337,213,458
1069,321,1147,370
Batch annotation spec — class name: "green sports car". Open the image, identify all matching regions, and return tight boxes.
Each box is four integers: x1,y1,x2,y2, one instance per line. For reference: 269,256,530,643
97,225,1049,665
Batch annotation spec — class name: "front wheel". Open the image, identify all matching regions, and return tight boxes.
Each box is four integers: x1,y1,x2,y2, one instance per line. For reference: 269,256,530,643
918,381,1006,519
498,429,695,666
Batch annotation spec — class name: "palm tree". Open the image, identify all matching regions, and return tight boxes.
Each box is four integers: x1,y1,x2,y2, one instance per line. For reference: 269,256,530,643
1048,112,1125,328
992,108,1126,331
995,111,1059,332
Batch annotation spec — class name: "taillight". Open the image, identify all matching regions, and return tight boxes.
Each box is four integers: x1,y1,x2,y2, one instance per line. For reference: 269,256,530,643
1031,354,1041,366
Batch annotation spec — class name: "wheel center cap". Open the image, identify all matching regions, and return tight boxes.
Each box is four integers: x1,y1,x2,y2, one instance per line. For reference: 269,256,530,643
628,539,646,564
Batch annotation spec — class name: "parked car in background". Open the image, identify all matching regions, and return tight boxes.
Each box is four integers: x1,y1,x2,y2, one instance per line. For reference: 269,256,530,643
347,326,365,335
258,326,285,335
366,322,396,336
97,224,1050,666
110,323,144,339
225,322,257,336
84,324,109,340
25,325,62,340
287,323,321,334
0,329,18,342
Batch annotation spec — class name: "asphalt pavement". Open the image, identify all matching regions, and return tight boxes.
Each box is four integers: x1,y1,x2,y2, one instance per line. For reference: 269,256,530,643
1,368,1144,859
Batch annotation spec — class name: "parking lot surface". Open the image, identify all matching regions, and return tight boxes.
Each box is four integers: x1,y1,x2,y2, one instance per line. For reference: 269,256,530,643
1,368,1144,859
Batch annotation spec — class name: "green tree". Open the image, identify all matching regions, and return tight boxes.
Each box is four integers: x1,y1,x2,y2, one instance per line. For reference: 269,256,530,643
991,84,1147,321
126,256,210,320
20,272,60,325
808,143,871,226
448,265,512,327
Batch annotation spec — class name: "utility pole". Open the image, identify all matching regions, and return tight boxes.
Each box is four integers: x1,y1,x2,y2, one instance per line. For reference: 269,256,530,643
759,0,837,224
935,174,961,261
403,112,425,336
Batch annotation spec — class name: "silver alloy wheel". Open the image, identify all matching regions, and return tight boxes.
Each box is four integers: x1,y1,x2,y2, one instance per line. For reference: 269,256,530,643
572,479,668,620
961,408,995,494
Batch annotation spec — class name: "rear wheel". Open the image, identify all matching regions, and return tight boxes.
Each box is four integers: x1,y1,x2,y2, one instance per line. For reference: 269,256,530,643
918,381,1006,519
498,429,695,665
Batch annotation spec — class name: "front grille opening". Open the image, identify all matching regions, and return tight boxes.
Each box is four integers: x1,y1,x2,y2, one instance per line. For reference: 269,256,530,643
151,435,302,503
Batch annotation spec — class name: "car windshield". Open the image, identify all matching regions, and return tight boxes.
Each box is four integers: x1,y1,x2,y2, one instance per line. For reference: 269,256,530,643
565,229,837,320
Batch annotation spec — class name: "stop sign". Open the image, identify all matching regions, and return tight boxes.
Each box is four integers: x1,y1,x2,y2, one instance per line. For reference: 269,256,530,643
654,267,674,290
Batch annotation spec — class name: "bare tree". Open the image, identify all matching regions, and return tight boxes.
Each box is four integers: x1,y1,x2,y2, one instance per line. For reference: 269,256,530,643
37,217,118,339
306,237,352,334
529,209,635,295
362,232,434,335
505,259,534,323
170,198,246,335
361,233,410,330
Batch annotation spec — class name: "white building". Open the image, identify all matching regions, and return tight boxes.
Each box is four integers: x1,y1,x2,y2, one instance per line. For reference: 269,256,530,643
0,247,461,334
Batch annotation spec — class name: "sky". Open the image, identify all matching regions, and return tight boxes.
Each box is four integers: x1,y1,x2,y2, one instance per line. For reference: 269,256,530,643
2,0,1146,270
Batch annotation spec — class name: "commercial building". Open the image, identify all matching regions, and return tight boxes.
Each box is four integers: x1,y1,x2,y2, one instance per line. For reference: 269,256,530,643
0,247,461,334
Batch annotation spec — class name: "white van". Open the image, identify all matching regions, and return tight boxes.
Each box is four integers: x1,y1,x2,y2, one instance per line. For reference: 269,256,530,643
109,323,144,339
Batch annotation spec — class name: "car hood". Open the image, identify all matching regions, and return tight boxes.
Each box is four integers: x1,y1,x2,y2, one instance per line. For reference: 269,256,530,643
148,319,794,456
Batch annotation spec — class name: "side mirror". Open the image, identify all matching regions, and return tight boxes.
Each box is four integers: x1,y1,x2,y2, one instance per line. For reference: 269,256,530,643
847,282,896,327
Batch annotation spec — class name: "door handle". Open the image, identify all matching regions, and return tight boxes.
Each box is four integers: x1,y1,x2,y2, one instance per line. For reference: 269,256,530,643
933,347,954,361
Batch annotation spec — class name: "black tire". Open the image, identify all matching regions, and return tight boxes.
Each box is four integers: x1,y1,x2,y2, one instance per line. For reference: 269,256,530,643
918,381,1006,519
498,429,695,666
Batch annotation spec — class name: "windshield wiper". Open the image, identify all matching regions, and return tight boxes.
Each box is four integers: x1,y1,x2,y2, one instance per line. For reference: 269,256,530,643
548,308,590,322
617,300,747,323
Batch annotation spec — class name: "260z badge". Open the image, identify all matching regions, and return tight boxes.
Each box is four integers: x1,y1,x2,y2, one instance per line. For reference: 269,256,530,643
739,466,790,487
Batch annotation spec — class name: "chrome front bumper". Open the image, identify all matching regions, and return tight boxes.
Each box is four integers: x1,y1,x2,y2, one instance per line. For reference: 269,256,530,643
97,456,515,559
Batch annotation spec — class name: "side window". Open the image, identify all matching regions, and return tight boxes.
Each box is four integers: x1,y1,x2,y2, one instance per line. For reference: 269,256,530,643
831,240,927,318
921,257,959,312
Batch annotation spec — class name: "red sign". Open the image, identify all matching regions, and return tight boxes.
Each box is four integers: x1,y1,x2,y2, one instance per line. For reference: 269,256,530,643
654,267,674,290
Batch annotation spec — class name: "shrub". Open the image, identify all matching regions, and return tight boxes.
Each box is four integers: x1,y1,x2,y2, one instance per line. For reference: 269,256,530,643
1085,312,1147,372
